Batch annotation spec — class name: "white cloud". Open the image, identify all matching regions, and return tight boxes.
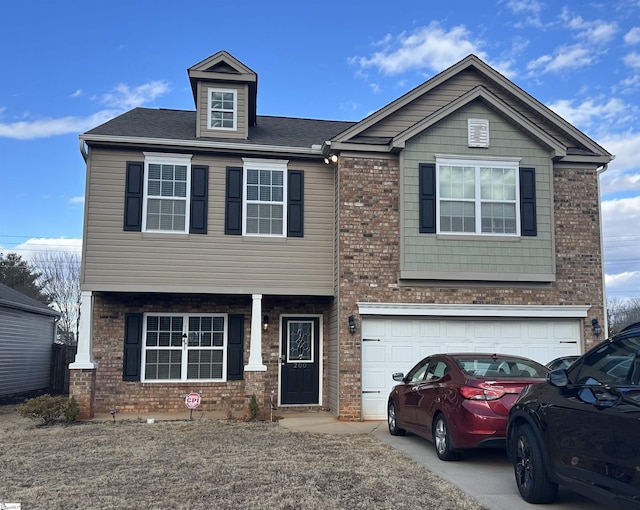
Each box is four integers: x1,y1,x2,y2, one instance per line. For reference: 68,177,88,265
69,196,84,205
599,132,640,194
624,27,640,45
349,22,486,76
527,44,595,73
100,80,170,110
602,197,640,297
624,51,640,69
546,97,629,131
4,238,82,263
0,80,171,140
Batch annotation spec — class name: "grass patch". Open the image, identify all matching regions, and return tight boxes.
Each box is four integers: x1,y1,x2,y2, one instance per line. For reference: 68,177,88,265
0,405,486,509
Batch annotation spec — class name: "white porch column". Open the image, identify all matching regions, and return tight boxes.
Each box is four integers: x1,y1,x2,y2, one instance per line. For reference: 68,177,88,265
245,293,267,371
69,290,96,369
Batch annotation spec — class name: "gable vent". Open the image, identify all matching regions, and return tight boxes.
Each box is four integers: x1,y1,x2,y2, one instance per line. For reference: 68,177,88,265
468,118,489,148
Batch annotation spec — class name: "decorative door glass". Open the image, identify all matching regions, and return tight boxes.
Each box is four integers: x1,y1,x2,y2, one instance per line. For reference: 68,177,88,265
287,321,313,363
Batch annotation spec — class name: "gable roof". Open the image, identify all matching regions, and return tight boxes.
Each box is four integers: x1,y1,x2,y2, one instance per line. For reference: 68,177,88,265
188,50,259,126
334,54,613,164
0,282,59,317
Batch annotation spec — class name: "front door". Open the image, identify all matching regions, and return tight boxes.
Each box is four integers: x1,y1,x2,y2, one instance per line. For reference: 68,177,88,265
280,316,320,405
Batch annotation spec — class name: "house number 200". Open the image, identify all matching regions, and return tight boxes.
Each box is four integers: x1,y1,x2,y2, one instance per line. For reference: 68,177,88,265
293,363,305,369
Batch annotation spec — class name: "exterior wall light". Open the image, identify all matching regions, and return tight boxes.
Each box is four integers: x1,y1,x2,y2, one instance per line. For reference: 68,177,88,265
591,318,601,337
323,154,338,165
263,315,269,332
348,315,357,335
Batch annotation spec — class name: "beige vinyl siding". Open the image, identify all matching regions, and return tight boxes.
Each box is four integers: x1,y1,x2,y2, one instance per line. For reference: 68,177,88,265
402,101,555,280
82,148,334,295
362,69,576,150
196,82,248,139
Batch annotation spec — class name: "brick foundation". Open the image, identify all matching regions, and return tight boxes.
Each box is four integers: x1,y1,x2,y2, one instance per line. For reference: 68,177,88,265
70,369,96,419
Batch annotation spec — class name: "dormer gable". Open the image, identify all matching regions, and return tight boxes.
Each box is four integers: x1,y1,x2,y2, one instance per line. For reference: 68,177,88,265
188,51,257,139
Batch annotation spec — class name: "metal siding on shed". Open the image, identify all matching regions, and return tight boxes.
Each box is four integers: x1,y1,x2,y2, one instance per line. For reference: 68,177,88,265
82,148,335,295
0,306,54,396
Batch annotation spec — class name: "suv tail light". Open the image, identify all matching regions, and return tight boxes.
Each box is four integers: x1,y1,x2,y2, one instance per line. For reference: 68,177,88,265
459,386,505,400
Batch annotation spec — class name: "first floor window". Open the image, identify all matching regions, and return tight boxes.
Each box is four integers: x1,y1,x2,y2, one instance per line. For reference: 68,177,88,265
437,158,519,235
143,154,192,233
142,314,226,381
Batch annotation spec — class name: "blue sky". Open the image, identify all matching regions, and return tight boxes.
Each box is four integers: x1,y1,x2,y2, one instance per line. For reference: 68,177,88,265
1,0,639,300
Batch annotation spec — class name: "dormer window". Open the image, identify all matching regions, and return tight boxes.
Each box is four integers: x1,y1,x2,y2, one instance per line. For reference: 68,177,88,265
208,88,237,131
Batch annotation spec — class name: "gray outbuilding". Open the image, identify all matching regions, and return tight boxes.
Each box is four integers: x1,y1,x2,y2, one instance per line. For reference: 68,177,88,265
0,283,60,397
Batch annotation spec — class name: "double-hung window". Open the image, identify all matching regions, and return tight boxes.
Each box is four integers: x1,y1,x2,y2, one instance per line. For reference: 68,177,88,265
208,88,237,131
142,313,227,382
143,153,191,233
243,159,287,236
437,158,520,236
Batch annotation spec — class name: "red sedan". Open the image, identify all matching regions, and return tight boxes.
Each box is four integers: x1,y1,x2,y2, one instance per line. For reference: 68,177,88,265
387,353,548,461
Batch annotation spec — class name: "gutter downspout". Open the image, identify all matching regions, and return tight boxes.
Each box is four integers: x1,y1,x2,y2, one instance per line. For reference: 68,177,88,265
79,139,88,162
596,163,610,338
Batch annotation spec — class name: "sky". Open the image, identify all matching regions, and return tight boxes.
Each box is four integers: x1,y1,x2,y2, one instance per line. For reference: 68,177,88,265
1,0,639,301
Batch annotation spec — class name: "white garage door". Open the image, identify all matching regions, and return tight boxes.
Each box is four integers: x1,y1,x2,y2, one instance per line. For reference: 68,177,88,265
361,317,581,420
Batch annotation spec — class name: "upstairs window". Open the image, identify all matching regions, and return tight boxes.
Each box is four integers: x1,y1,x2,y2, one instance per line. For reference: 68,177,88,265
208,88,237,131
143,154,192,233
437,158,519,236
243,159,287,236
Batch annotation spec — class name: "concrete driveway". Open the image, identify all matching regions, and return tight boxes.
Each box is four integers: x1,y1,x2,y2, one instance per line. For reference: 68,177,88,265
372,428,609,510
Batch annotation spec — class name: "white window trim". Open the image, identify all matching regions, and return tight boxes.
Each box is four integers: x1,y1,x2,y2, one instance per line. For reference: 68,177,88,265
435,157,521,237
242,158,289,237
141,313,228,383
207,87,237,131
142,153,192,234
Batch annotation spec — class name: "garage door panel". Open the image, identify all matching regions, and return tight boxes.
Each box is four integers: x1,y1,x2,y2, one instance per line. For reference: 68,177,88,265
361,317,582,420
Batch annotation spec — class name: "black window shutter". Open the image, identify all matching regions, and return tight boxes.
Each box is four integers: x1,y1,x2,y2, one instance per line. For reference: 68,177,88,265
419,163,436,233
520,167,537,236
227,314,245,381
225,167,243,235
123,313,143,381
189,165,208,234
287,170,304,237
124,162,144,232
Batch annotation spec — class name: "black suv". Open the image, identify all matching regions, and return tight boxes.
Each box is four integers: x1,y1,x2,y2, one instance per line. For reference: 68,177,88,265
506,322,640,509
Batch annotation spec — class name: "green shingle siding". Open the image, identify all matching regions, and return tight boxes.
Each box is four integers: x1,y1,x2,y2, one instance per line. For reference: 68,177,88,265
402,102,554,278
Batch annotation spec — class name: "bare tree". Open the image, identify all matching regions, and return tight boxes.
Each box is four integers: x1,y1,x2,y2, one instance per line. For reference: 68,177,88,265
31,251,81,345
607,296,640,335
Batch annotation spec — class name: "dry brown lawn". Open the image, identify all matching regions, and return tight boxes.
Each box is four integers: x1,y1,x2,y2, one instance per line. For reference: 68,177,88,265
0,405,486,510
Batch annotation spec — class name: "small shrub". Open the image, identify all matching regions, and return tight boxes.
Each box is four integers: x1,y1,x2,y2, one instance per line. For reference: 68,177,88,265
17,394,77,426
248,394,259,420
63,397,80,424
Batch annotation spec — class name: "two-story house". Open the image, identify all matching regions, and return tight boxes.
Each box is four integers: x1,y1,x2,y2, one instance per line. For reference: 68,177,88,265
70,50,612,420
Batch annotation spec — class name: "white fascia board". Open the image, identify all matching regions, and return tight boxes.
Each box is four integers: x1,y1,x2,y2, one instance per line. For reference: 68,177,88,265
80,134,323,157
357,302,590,319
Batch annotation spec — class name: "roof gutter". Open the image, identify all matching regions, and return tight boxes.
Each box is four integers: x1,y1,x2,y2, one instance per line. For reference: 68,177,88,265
79,134,324,158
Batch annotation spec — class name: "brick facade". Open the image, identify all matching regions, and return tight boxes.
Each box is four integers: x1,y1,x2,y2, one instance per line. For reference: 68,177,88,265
336,156,604,419
70,293,332,418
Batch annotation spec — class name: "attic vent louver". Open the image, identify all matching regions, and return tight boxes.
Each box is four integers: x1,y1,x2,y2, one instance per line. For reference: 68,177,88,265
468,118,489,148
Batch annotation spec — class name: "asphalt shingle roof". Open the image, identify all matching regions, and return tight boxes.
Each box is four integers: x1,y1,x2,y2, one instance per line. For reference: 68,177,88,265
85,108,356,149
0,282,58,316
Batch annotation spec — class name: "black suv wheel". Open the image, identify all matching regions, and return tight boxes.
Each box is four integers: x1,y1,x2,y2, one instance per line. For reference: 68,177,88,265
513,424,558,503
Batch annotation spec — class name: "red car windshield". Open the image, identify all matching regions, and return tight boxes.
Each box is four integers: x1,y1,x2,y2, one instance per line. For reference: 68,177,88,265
455,357,548,378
